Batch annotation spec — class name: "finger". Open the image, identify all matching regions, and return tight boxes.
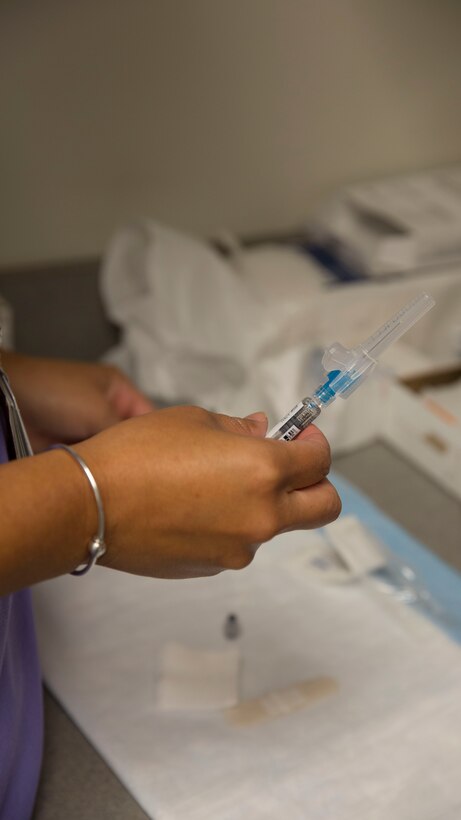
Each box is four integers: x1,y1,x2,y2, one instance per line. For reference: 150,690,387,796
218,412,269,439
127,391,156,417
108,379,155,420
274,425,332,491
280,478,342,531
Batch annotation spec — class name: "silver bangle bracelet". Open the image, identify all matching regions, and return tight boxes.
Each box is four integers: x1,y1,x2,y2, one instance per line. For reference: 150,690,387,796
51,444,107,576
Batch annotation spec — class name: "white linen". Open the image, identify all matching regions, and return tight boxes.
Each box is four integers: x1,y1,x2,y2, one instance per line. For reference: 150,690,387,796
33,529,461,820
100,221,461,448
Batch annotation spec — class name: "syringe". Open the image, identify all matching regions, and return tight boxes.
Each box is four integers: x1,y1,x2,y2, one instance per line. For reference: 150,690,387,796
267,292,435,441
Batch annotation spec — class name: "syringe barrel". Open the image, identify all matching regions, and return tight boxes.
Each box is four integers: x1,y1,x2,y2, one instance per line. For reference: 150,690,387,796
361,292,435,360
267,397,321,440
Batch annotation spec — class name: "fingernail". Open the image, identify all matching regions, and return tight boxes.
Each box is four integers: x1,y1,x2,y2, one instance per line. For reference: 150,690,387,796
245,411,268,423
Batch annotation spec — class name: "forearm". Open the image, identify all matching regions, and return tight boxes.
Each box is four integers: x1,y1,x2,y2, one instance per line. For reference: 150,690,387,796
0,349,29,386
0,349,41,423
1,449,97,595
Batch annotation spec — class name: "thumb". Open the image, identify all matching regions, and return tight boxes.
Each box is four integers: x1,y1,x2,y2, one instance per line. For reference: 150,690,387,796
243,411,268,437
216,410,268,438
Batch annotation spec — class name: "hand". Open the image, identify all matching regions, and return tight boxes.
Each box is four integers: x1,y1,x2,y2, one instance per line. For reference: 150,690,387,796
75,406,341,579
1,352,154,451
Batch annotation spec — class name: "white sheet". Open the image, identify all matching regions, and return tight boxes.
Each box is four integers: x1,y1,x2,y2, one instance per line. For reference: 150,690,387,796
156,643,240,711
100,223,461,456
33,530,461,820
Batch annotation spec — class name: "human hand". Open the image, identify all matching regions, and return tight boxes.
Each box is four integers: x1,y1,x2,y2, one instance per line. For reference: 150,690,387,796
75,406,341,579
2,352,154,451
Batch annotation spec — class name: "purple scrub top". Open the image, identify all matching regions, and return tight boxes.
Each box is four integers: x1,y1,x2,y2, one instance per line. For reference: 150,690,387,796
0,397,43,819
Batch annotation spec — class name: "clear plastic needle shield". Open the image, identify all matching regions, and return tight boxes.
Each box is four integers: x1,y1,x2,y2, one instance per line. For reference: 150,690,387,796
268,292,435,441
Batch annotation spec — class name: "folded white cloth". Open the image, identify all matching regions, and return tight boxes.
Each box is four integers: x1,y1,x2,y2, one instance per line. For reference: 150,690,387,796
100,221,326,418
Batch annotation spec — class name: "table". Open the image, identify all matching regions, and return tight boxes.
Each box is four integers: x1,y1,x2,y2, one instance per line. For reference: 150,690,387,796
31,441,461,820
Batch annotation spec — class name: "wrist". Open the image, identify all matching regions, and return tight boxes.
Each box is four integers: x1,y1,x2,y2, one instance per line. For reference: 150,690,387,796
36,448,101,575
51,444,107,574
0,449,100,594
72,439,120,569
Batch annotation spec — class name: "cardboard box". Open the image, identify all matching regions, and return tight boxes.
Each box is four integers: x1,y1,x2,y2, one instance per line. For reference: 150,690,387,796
380,367,461,500
326,363,461,500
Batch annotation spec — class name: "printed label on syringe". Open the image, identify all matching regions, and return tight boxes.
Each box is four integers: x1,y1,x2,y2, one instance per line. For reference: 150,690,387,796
280,425,302,441
267,402,305,440
267,398,322,441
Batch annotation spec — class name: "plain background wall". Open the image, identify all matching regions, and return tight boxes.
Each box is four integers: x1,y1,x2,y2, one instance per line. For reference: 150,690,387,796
1,0,461,267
